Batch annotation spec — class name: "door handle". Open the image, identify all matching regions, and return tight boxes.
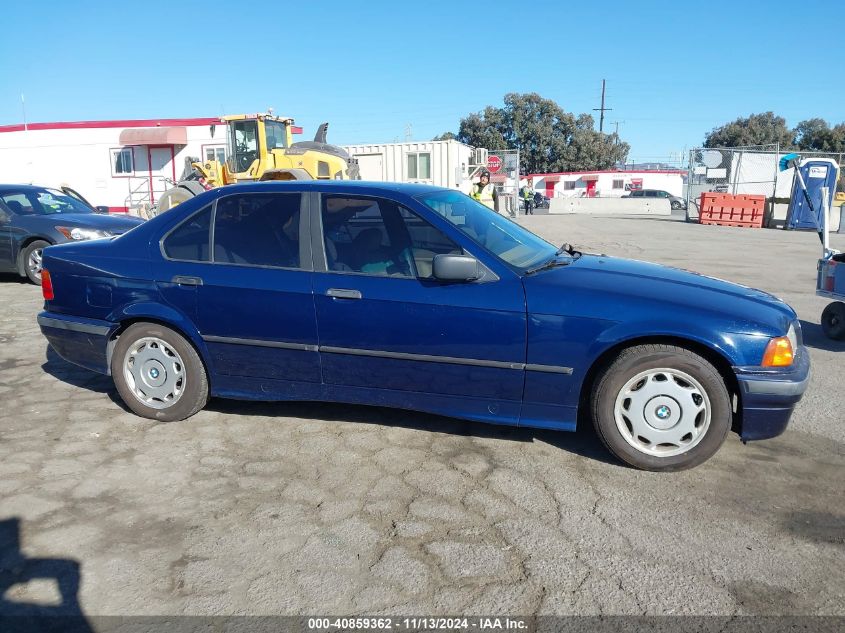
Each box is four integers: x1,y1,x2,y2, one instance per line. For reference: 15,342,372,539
326,288,362,300
172,275,203,286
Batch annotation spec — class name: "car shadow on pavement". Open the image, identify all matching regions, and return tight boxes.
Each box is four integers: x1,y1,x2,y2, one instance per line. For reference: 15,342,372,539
41,347,113,394
0,518,93,633
0,273,29,286
799,319,845,352
206,398,619,467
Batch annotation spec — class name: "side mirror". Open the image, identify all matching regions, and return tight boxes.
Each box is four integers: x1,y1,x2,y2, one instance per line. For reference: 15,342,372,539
95,206,110,214
433,254,480,282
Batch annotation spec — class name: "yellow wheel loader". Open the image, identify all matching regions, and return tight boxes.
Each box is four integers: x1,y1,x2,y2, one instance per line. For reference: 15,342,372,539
157,113,359,212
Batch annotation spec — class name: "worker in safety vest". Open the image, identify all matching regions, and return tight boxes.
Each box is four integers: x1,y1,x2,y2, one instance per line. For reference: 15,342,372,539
470,170,498,212
522,180,534,215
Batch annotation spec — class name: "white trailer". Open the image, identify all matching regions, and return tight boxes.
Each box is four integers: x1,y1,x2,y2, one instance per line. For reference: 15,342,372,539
341,140,477,191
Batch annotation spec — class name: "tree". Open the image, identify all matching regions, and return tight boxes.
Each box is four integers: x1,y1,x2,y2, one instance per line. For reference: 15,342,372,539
794,118,845,153
432,131,456,141
703,112,794,149
454,93,629,173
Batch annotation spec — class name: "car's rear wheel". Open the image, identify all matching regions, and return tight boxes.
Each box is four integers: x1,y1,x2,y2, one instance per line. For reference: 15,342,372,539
591,344,731,471
821,301,845,340
111,322,208,422
22,240,50,285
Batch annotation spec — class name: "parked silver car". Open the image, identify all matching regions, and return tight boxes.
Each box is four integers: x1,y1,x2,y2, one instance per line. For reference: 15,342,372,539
625,189,687,210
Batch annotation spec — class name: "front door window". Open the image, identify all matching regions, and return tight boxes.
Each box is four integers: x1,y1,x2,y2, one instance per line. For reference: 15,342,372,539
321,195,462,278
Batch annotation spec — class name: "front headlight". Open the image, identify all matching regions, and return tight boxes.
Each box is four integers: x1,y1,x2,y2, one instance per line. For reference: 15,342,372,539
57,226,111,241
786,323,798,353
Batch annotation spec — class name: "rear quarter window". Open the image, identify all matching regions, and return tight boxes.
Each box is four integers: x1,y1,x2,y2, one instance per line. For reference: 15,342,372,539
162,206,212,262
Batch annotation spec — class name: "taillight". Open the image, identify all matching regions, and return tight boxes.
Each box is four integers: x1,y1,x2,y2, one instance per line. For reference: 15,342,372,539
41,270,54,300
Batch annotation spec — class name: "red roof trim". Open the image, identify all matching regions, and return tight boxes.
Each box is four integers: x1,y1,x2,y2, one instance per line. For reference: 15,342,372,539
528,169,687,177
0,118,304,135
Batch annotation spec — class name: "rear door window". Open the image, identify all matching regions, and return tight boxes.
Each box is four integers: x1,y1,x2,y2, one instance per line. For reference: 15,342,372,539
212,193,302,269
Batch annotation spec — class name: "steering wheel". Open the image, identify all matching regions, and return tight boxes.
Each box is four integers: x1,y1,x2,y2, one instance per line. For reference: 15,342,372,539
236,150,257,171
387,247,415,277
399,247,416,276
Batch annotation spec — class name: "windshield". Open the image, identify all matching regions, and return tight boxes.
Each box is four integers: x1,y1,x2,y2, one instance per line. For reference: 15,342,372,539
416,190,557,270
0,188,94,215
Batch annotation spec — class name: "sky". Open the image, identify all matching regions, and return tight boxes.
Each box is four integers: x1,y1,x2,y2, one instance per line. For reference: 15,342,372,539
1,0,843,166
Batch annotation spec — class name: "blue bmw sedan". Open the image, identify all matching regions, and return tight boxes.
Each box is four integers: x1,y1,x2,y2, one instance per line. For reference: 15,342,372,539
37,181,810,470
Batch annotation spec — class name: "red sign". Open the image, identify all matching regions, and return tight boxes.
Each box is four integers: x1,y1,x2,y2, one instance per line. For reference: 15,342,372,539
487,155,502,173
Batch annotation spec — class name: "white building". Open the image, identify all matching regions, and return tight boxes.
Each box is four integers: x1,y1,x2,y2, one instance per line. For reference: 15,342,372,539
0,120,481,211
528,169,686,199
0,117,302,212
342,140,478,191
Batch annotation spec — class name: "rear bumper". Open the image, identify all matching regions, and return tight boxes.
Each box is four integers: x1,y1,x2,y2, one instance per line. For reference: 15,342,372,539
38,312,117,375
734,349,811,441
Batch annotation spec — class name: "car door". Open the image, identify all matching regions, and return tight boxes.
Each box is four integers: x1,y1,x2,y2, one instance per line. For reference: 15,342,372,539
158,191,321,398
0,203,13,271
311,191,527,425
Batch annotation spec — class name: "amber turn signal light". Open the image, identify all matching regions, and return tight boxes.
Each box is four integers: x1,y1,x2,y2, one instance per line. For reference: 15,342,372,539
761,336,794,367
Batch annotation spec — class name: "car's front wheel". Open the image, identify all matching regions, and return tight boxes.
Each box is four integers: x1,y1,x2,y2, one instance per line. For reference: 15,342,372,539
111,322,208,422
591,344,731,471
22,240,50,285
671,200,682,210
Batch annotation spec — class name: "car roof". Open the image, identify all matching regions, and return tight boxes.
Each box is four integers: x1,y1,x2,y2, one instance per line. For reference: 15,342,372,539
207,180,449,197
0,184,55,193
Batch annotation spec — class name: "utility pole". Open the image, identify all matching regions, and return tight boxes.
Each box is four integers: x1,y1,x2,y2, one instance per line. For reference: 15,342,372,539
404,123,413,142
610,120,623,139
593,79,612,133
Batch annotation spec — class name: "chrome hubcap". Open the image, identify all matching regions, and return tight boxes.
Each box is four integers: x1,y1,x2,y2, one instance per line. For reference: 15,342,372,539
123,337,185,409
614,368,711,457
28,249,43,278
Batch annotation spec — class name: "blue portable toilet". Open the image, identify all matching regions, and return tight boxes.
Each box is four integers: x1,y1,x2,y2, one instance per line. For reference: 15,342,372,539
786,158,840,230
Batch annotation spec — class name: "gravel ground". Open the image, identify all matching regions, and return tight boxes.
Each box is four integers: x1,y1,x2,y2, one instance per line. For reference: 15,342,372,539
0,214,842,619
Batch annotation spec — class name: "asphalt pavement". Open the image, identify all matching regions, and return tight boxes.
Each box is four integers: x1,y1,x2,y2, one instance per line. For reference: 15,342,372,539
0,215,842,618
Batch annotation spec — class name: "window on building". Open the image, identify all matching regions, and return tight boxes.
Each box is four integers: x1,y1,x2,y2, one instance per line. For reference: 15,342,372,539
162,205,212,262
612,179,624,189
564,181,576,190
407,152,432,180
110,148,133,176
204,145,226,164
213,194,302,268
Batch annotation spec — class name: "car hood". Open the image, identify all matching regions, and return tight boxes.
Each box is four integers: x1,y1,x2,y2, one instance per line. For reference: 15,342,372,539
523,254,796,334
29,213,144,234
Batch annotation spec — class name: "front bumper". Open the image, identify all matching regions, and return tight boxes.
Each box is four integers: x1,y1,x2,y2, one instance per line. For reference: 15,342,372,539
734,348,811,441
38,312,117,375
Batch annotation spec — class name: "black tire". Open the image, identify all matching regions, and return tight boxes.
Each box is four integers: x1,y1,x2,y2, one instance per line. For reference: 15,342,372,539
671,201,681,210
21,240,50,285
821,302,845,341
110,322,208,422
591,344,732,471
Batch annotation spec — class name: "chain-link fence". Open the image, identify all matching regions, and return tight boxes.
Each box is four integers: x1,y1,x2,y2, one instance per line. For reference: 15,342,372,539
685,145,845,224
